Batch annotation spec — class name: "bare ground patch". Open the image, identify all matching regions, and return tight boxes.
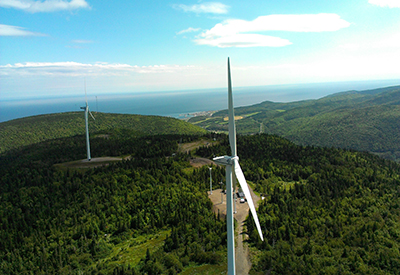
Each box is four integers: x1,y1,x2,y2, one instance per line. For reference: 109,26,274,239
189,157,215,168
54,157,123,169
223,116,244,121
208,187,261,274
178,139,218,153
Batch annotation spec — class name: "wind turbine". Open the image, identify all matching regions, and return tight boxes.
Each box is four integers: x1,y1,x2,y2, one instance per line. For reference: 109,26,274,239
209,167,213,195
80,80,95,161
213,58,264,275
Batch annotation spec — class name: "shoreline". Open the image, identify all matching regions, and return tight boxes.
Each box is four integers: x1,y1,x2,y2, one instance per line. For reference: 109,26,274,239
177,110,217,120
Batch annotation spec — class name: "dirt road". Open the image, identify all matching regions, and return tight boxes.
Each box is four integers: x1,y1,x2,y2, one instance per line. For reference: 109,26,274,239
208,188,260,274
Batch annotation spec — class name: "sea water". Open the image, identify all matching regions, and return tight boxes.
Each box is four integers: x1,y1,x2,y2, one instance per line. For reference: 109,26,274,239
1,79,398,123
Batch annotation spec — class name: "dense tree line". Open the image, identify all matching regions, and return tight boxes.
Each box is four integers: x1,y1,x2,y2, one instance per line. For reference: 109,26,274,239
197,134,400,274
2,130,400,274
0,133,227,274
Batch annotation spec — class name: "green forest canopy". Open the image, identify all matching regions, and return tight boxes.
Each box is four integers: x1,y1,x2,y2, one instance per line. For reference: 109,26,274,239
1,129,400,274
0,112,207,154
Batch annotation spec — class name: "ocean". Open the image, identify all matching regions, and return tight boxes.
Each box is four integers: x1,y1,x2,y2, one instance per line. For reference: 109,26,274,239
1,79,398,123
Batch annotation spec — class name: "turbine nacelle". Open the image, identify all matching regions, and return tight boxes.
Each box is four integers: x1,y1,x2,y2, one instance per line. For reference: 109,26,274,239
213,155,238,166
81,105,95,120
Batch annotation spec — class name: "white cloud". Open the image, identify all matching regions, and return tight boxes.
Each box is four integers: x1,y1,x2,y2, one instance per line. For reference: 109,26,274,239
0,0,29,9
339,43,361,50
368,0,400,8
0,0,90,13
1,55,399,99
173,2,229,14
195,33,292,48
0,62,207,98
210,14,350,35
0,24,46,36
177,27,201,35
65,40,94,48
72,39,93,43
195,13,350,48
0,62,196,77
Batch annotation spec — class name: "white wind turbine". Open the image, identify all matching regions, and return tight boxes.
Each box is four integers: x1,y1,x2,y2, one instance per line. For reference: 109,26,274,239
213,58,264,275
81,80,95,161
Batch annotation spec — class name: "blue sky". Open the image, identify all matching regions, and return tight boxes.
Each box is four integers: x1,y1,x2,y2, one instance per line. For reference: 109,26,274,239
1,0,400,99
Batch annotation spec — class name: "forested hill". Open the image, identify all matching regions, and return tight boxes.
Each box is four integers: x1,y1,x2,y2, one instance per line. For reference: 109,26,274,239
189,85,400,161
0,132,227,274
0,112,207,154
196,134,400,274
1,130,400,274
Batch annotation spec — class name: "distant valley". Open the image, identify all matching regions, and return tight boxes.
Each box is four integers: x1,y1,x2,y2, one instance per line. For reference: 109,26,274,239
189,85,400,161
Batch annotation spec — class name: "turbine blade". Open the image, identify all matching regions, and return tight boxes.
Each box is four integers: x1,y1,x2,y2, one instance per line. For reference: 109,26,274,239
85,78,88,105
227,58,236,157
88,108,95,120
234,159,264,241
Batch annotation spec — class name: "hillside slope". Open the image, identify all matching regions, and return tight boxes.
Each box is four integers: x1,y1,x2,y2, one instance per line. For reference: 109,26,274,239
0,112,207,154
0,133,227,274
2,132,400,274
190,85,400,160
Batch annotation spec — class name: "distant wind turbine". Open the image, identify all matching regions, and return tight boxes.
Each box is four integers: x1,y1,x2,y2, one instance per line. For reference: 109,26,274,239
81,80,95,161
213,58,264,275
209,167,213,195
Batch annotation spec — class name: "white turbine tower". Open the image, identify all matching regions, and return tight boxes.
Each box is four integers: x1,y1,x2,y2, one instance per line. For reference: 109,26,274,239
213,58,264,275
209,167,213,195
81,80,95,161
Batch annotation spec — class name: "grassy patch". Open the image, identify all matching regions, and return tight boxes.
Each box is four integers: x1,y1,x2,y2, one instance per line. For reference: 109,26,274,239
179,138,218,153
279,181,296,191
91,230,170,271
279,180,306,191
190,117,215,125
244,112,261,117
182,167,195,175
247,245,264,275
181,262,226,275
